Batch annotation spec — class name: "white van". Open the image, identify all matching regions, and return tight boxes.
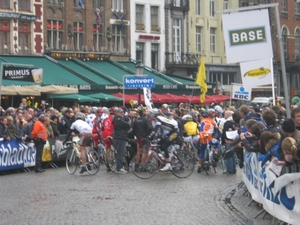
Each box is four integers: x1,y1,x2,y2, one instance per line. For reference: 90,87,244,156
251,97,284,108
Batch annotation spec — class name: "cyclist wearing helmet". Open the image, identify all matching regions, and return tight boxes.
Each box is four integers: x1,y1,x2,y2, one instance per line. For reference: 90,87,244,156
85,106,97,128
147,108,179,171
65,113,93,174
183,114,200,147
198,108,220,173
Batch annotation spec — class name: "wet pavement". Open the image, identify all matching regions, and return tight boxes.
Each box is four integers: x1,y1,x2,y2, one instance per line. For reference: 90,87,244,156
0,163,275,225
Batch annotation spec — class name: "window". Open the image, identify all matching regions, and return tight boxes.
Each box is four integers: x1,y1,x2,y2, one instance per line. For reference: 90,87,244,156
210,0,215,17
136,42,144,63
112,0,123,12
151,6,159,32
173,0,181,7
209,73,234,85
47,20,63,50
281,0,288,17
93,24,103,51
18,0,30,11
210,28,216,53
0,20,10,54
73,22,84,51
112,25,126,53
173,18,181,62
295,29,300,60
18,21,31,54
151,44,159,70
282,27,288,59
295,1,300,19
196,0,201,15
196,26,202,52
93,0,100,8
136,5,144,30
0,0,10,9
47,0,62,4
223,0,228,10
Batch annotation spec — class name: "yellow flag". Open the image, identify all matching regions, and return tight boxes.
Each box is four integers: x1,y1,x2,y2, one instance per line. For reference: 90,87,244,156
195,57,207,103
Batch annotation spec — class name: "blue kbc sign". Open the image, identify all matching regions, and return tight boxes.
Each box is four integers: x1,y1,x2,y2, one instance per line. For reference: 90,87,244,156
124,76,155,88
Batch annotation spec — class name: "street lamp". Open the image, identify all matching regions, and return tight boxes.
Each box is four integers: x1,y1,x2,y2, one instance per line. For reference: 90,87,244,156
136,60,144,105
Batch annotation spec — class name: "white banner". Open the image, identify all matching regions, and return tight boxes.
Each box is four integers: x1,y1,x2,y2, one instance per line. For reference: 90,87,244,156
243,152,300,224
240,58,273,89
222,9,273,64
143,88,153,110
231,83,252,101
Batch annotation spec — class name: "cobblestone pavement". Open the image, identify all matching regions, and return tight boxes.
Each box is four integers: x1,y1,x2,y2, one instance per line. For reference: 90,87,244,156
0,164,274,225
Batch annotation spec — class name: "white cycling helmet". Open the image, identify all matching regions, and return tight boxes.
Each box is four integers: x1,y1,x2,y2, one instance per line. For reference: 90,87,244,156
182,114,193,121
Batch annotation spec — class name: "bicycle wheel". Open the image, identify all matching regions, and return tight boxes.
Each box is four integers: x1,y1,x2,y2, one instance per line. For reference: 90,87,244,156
66,149,78,175
86,150,100,175
185,142,198,164
107,148,117,172
131,154,159,179
171,150,195,178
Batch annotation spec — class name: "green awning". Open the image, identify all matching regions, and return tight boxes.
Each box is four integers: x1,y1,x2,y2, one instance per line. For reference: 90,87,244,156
87,93,122,102
0,55,90,85
57,60,116,86
49,94,99,103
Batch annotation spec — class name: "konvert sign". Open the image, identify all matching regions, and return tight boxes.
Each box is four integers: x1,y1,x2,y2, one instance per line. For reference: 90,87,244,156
123,76,155,88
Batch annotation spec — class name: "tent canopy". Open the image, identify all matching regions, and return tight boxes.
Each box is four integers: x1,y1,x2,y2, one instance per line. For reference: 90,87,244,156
87,93,122,102
112,93,231,104
1,85,41,96
33,85,78,94
49,94,99,103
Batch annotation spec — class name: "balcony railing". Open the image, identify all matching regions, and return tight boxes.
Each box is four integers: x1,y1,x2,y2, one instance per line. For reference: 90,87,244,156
165,52,202,66
170,0,189,12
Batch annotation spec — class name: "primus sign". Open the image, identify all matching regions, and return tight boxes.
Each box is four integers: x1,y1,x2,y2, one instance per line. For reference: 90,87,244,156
2,66,43,83
230,27,266,46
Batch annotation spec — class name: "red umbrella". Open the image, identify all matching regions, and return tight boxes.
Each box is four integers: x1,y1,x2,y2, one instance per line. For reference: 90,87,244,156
112,93,144,104
152,93,174,103
166,93,190,103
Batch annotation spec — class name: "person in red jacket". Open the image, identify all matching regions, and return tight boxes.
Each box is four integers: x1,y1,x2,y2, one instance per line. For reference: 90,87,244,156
92,108,104,149
102,108,115,172
31,113,48,173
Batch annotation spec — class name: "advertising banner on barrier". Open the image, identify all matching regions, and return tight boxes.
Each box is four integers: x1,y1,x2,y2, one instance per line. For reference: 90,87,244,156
222,9,273,64
0,139,35,171
243,151,300,224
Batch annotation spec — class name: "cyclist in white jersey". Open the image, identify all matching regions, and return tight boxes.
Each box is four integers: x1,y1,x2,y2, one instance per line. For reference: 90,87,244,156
65,113,93,174
147,109,179,171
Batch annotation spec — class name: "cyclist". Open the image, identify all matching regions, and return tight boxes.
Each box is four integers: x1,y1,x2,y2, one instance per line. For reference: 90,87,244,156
64,113,93,174
147,109,179,171
182,114,200,148
102,107,115,172
198,109,221,173
133,106,152,171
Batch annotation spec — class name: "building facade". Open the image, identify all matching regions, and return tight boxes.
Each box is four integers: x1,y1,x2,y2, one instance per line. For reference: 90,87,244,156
130,0,165,71
43,0,131,60
0,0,43,55
240,0,300,98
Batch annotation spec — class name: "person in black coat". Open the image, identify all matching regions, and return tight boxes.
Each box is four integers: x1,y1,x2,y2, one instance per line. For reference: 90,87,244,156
112,108,131,173
50,115,60,139
0,116,10,141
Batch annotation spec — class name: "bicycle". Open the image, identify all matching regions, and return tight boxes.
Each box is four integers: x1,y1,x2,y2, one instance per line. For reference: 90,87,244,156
131,141,195,179
65,138,100,175
202,143,219,175
182,136,199,164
